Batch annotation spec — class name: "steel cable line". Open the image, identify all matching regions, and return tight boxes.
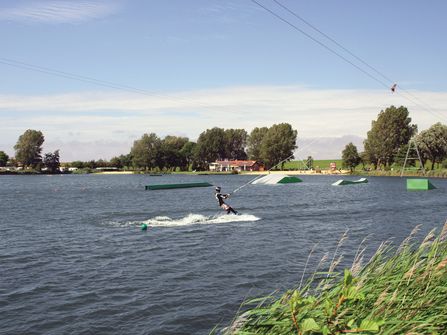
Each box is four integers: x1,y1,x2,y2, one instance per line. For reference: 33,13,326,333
272,0,395,85
251,0,447,123
249,0,390,90
0,57,233,111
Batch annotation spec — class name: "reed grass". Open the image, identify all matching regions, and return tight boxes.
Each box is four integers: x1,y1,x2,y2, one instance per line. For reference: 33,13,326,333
219,221,447,335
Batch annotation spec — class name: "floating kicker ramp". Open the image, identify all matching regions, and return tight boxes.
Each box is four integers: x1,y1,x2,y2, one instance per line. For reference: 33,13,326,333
406,179,436,191
332,178,368,186
145,182,212,190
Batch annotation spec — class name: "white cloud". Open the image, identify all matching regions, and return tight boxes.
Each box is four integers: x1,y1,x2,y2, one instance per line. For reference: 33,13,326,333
1,85,446,160
0,1,117,24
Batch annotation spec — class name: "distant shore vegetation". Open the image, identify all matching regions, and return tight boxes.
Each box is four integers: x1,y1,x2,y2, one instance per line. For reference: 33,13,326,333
1,105,447,176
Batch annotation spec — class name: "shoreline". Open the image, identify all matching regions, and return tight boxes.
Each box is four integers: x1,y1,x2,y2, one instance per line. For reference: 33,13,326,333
1,169,446,178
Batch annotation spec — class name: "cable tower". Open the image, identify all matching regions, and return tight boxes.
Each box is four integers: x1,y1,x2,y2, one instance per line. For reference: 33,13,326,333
400,137,425,177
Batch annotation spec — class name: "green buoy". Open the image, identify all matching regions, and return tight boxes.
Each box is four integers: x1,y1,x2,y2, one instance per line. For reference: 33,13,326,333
141,223,148,231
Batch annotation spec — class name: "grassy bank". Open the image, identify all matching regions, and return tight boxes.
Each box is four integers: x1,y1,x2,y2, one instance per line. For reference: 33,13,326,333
352,169,447,178
220,223,447,335
283,160,343,170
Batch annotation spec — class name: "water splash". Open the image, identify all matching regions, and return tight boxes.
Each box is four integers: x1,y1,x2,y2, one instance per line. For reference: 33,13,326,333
105,213,261,228
144,213,260,227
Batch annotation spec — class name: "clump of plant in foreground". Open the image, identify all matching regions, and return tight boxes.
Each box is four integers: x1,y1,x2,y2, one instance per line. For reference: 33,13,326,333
221,222,447,335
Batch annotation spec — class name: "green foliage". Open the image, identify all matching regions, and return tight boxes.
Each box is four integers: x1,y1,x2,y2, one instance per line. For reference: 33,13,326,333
14,129,45,169
72,168,92,174
159,135,189,170
342,142,361,172
130,133,161,170
71,161,85,169
85,160,98,169
224,129,248,160
442,159,447,169
224,224,447,335
394,143,417,167
194,127,227,167
363,106,416,169
259,123,298,169
283,160,342,170
129,133,195,171
194,128,250,169
0,150,9,167
306,156,314,169
180,141,196,170
247,127,269,161
417,122,447,170
110,154,132,169
43,150,60,173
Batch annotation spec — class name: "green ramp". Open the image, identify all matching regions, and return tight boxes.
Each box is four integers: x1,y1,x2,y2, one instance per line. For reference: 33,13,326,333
277,176,303,184
406,178,436,191
145,182,212,190
251,174,302,185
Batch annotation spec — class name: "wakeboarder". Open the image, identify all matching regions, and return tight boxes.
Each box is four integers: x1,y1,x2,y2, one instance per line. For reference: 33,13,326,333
215,187,238,215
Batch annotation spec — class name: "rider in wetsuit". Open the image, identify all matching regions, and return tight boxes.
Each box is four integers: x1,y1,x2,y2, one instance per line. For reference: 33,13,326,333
215,187,238,214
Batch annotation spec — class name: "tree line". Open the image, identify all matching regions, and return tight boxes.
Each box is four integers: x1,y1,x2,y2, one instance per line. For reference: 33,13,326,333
342,105,447,172
1,123,298,172
128,123,297,171
5,106,443,174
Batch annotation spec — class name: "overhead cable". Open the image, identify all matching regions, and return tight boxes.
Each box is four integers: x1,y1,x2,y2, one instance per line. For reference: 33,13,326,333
251,0,446,122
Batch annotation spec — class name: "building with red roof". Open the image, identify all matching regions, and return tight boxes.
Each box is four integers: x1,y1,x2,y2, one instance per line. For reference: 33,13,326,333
209,160,265,172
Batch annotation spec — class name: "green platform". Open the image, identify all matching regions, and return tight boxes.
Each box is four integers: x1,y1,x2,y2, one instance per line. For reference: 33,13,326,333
406,179,436,191
145,182,212,190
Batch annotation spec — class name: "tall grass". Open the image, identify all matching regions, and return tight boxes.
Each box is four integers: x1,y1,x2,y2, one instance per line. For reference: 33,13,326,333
220,222,447,335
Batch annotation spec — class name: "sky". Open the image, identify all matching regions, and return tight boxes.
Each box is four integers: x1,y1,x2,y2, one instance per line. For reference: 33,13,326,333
1,0,447,160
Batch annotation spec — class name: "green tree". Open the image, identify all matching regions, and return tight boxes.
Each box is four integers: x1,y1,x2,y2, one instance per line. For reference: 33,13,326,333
260,123,297,169
194,127,226,168
71,161,85,169
363,106,416,169
180,141,196,171
394,143,424,168
110,156,123,169
0,151,9,167
342,143,361,172
159,135,189,170
359,151,369,170
43,150,60,173
85,160,98,169
306,156,314,170
121,154,133,168
110,154,132,169
224,129,248,160
417,122,447,170
247,127,268,160
130,133,161,170
14,129,45,169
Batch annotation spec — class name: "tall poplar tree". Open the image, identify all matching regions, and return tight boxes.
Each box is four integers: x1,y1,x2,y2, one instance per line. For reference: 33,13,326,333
14,129,45,169
363,106,416,168
260,123,297,169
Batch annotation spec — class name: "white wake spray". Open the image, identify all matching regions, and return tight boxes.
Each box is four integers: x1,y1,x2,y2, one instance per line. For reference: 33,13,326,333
139,213,260,227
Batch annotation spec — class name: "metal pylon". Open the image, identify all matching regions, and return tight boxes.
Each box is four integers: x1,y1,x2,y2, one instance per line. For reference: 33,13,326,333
400,137,425,177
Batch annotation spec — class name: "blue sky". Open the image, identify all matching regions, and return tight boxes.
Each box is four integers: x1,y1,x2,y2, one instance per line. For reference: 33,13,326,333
1,0,446,160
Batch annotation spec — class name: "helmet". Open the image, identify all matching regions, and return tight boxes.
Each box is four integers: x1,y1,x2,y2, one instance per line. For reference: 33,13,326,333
215,186,221,192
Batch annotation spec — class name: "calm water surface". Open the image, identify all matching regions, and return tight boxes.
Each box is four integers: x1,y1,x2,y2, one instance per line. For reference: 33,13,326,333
1,174,446,334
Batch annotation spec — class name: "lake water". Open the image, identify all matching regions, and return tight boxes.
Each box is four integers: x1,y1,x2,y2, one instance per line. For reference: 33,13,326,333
1,174,446,334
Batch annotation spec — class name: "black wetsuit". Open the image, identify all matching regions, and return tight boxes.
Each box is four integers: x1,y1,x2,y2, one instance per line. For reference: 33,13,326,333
215,192,238,214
